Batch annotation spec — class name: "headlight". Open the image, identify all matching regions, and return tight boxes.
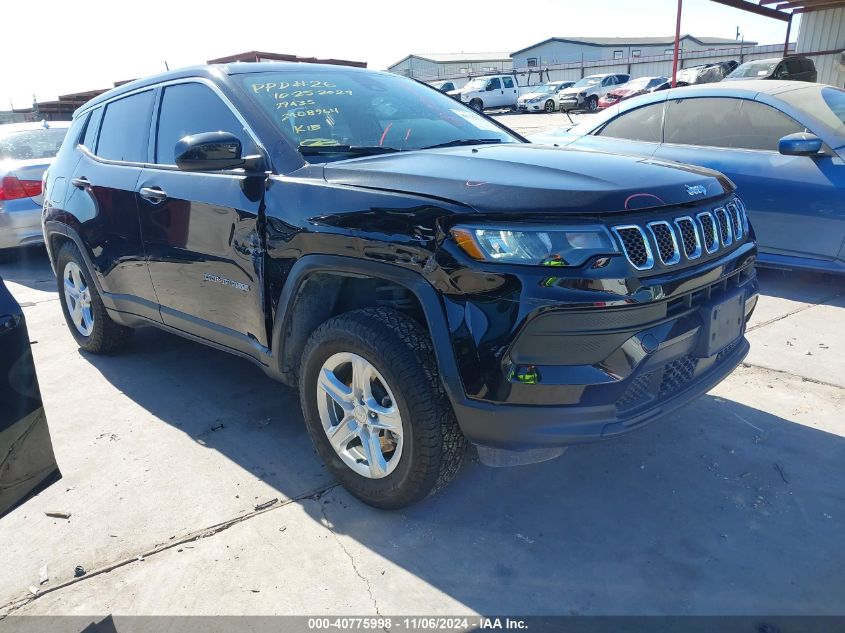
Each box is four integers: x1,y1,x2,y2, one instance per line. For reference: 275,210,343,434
451,225,617,266
528,96,544,103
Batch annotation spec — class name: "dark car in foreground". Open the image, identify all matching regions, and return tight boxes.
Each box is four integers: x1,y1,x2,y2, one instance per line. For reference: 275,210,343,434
725,57,817,83
43,63,757,508
0,121,70,261
532,81,845,275
0,277,60,517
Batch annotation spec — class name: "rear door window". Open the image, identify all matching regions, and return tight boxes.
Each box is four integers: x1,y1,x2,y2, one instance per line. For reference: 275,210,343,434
597,102,665,143
155,82,244,165
663,97,804,151
96,91,154,162
502,77,514,89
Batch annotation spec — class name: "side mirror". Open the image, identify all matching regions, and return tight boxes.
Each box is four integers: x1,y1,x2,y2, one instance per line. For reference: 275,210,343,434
175,132,249,172
778,132,823,157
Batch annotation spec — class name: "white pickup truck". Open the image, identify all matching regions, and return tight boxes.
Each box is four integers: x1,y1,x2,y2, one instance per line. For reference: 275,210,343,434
448,73,544,112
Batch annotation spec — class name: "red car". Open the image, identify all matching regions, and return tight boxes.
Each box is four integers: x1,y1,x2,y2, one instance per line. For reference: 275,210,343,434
597,76,668,110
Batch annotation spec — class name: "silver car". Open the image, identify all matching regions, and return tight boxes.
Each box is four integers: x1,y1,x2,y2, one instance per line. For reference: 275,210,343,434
0,121,70,259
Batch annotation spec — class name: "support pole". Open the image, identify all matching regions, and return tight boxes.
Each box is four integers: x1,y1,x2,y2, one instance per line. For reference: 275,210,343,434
671,0,683,87
783,13,793,58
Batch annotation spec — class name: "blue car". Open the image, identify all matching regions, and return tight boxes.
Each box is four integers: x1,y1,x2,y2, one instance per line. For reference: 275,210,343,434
531,80,845,275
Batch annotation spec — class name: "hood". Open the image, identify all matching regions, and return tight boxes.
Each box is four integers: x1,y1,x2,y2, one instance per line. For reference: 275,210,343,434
518,92,543,101
558,86,582,96
607,88,634,98
322,144,731,215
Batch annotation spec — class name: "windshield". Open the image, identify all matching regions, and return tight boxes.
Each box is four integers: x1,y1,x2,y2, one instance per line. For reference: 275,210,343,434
573,76,602,89
464,78,489,90
779,86,845,138
533,85,556,94
240,71,519,161
729,60,778,78
622,77,652,91
0,127,68,160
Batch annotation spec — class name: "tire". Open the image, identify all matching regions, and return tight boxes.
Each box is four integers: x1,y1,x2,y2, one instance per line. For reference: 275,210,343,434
544,100,555,113
299,307,467,509
469,99,483,112
56,241,132,353
586,95,599,113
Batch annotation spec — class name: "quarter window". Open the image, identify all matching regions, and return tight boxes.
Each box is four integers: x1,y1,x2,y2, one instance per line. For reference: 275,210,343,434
96,91,154,162
598,102,665,143
80,107,103,152
155,83,244,165
663,97,804,151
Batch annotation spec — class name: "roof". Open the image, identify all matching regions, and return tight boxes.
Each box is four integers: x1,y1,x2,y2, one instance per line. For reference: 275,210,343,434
77,62,377,114
511,35,756,56
669,79,816,97
206,50,366,68
388,52,511,69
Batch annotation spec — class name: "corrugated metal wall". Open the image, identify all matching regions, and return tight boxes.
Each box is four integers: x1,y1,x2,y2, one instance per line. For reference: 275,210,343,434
797,8,845,88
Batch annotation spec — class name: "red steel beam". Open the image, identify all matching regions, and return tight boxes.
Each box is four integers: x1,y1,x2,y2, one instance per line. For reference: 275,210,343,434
672,0,683,87
709,0,791,20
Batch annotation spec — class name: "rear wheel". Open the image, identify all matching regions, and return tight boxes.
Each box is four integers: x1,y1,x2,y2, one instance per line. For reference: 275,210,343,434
299,307,466,509
56,242,132,353
544,99,556,113
469,99,483,112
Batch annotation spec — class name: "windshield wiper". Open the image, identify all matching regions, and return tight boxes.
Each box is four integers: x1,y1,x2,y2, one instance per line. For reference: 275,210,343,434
420,139,505,150
297,144,402,157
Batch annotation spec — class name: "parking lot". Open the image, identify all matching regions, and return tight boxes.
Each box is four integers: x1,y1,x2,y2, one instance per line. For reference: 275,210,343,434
1,111,844,616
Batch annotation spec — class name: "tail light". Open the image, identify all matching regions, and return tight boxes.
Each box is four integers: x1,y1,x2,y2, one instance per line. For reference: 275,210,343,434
0,176,43,201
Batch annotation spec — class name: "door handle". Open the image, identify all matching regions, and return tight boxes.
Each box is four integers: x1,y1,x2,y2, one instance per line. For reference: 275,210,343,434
139,186,167,204
71,177,90,189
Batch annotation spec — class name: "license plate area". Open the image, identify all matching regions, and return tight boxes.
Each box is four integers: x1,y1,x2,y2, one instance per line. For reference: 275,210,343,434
695,288,746,358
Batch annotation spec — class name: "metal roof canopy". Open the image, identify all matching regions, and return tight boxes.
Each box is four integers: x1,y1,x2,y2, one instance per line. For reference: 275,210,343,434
670,0,845,87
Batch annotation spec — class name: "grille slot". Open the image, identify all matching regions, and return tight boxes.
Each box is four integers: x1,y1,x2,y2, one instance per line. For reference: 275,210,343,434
674,216,701,259
697,211,719,253
617,372,657,410
612,225,653,270
715,207,733,246
647,221,681,265
726,202,743,240
736,198,750,234
658,355,698,397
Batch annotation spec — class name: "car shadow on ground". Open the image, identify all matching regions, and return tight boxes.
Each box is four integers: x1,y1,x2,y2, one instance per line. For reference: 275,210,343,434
78,321,845,615
0,246,56,293
755,267,844,304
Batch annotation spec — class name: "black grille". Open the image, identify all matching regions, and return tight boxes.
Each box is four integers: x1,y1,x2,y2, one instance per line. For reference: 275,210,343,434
616,227,650,268
698,213,717,251
658,355,698,397
727,203,742,239
676,218,699,258
716,208,732,245
649,223,677,263
617,372,657,410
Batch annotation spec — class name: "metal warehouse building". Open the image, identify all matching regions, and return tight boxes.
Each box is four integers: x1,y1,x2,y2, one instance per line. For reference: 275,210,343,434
387,52,512,82
510,35,757,69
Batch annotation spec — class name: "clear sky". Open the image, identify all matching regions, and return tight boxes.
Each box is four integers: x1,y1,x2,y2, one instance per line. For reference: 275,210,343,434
1,0,796,109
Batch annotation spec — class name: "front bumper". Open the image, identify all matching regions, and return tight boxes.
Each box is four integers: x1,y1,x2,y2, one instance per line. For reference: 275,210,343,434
517,102,546,112
0,199,44,250
558,95,583,110
441,243,758,450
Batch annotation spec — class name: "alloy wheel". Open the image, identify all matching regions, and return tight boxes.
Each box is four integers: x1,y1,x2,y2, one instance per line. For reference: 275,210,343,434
316,352,403,479
63,261,94,337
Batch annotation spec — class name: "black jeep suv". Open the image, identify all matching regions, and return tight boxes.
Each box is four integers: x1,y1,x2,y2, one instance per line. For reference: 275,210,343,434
42,63,758,508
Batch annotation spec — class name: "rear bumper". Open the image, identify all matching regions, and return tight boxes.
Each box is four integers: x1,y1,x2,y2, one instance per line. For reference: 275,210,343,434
0,200,43,250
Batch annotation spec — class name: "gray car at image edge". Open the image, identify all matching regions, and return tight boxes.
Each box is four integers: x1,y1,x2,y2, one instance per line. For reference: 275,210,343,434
0,121,70,259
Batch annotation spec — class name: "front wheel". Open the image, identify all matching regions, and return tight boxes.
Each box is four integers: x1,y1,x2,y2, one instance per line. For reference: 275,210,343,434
544,99,556,113
586,96,599,113
299,308,466,509
469,99,483,112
